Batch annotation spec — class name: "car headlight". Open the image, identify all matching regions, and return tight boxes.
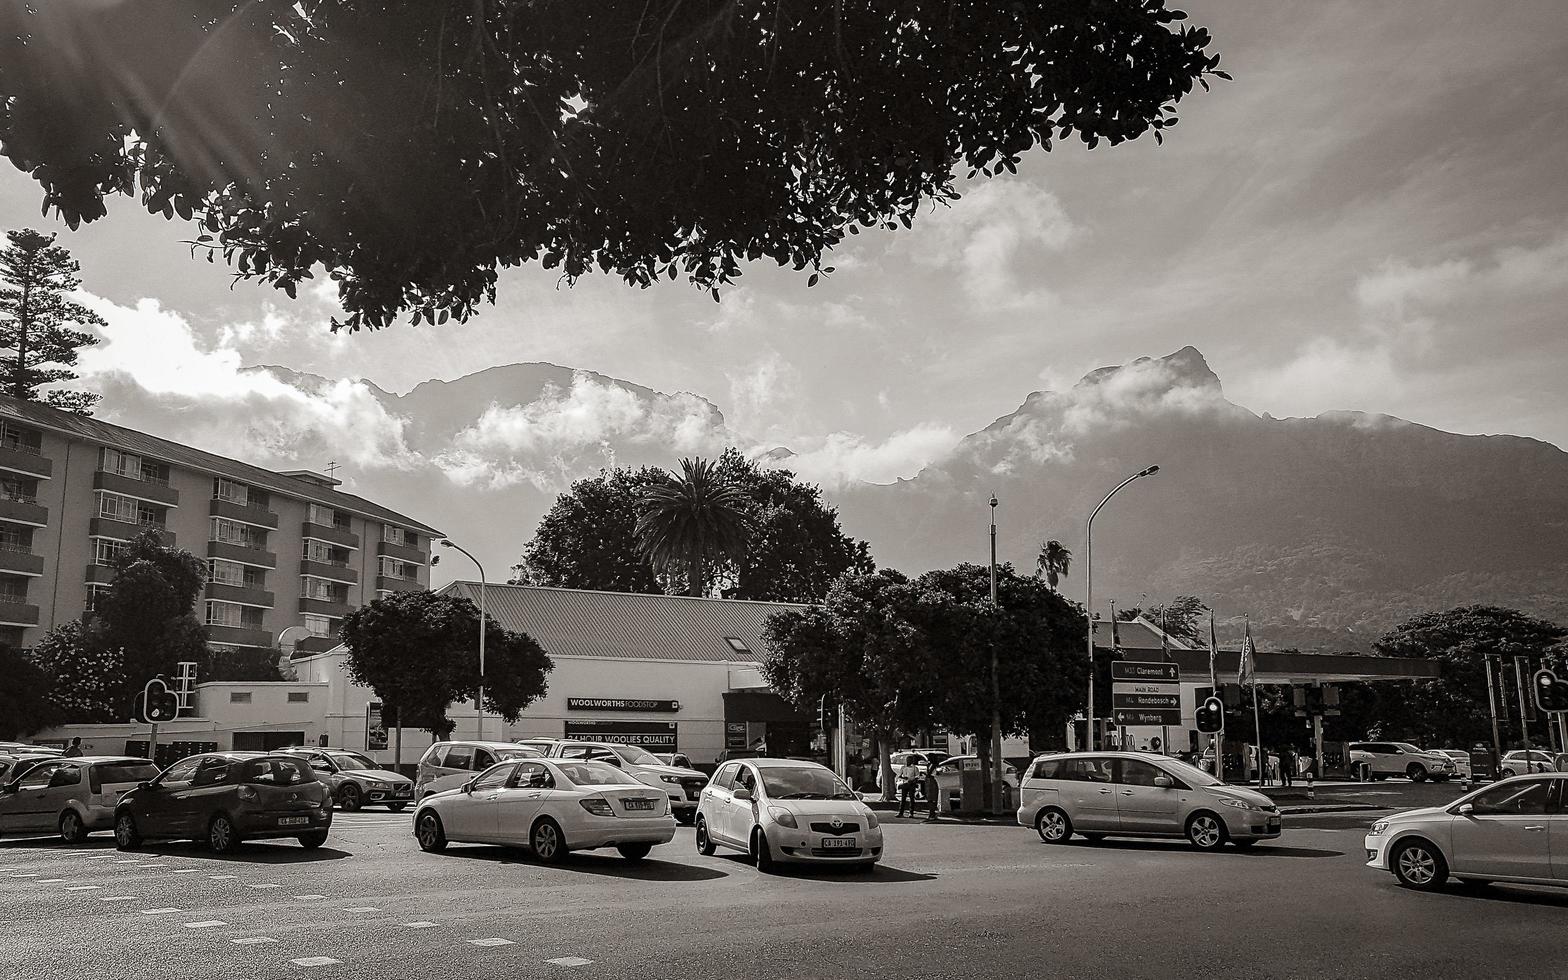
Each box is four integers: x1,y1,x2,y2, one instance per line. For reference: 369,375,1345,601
1368,821,1389,836
864,810,879,830
660,775,682,784
1218,798,1257,811
768,807,798,828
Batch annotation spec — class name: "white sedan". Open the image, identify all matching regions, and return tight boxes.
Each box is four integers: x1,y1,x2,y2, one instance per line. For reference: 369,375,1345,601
696,758,883,872
413,758,676,863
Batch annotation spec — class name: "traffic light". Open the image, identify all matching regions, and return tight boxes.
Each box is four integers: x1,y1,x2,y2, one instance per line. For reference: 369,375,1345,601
1195,696,1224,734
1534,669,1568,713
818,694,836,733
142,678,179,723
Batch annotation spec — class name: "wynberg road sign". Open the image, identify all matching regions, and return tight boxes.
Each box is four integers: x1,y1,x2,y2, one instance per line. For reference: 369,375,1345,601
1112,660,1182,727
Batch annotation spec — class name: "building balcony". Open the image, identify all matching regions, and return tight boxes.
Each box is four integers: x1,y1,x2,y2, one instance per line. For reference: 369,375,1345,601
301,521,359,550
84,564,116,585
209,497,279,529
300,559,358,585
299,596,351,618
0,445,52,480
207,540,278,569
375,575,422,594
292,635,340,656
205,624,273,648
0,497,48,527
90,517,174,546
207,582,275,609
376,539,427,565
0,548,44,577
93,470,180,507
0,598,39,627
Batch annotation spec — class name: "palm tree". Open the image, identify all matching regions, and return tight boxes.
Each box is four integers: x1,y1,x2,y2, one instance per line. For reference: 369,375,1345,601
1035,539,1072,591
635,457,751,597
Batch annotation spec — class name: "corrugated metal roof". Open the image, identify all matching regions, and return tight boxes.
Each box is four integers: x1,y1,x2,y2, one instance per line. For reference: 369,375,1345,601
439,583,809,663
0,395,441,535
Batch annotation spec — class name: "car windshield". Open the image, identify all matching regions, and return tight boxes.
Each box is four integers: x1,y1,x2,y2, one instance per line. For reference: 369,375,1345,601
1393,743,1424,753
1439,750,1467,758
1155,757,1224,788
610,745,663,766
759,765,856,800
328,753,376,770
496,747,543,760
554,761,641,786
243,758,317,785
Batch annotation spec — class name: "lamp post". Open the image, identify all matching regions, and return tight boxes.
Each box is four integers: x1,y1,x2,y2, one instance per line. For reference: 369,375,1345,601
1085,465,1160,751
440,540,487,741
988,494,1003,813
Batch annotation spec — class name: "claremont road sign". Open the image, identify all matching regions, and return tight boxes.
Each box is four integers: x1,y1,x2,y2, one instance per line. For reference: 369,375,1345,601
1111,660,1182,727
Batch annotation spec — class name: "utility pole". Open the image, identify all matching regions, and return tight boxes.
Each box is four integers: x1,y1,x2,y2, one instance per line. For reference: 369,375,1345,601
440,540,488,741
988,494,1003,813
1085,465,1160,751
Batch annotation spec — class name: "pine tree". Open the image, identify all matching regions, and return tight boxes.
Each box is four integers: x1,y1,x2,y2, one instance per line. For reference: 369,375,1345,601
0,228,103,414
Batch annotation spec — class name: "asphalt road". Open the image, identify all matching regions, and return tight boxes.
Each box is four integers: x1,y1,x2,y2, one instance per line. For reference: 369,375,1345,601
4,805,1564,980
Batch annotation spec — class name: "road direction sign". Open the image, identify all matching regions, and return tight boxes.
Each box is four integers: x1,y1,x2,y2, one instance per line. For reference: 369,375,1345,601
1112,660,1182,726
1112,692,1181,710
1112,661,1180,683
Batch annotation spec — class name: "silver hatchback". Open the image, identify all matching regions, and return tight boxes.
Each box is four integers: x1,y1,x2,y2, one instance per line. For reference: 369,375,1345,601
1016,751,1281,850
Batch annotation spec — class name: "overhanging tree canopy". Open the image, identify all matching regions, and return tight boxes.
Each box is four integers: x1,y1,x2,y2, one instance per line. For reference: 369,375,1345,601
0,0,1226,330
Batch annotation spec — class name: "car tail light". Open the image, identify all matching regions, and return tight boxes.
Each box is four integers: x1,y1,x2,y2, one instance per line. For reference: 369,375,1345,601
238,786,259,802
579,798,615,817
88,767,101,795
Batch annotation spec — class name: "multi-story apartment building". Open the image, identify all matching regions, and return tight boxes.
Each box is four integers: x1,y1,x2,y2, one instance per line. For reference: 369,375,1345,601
0,395,440,656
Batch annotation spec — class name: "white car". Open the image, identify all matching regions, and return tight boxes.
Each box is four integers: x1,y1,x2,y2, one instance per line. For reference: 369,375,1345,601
696,758,883,872
927,755,1021,812
1366,773,1568,891
1345,742,1456,782
545,740,708,825
1499,750,1557,778
413,758,675,863
1434,749,1473,781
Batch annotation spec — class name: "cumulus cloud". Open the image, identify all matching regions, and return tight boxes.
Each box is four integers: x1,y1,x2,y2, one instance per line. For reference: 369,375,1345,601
912,178,1077,310
727,352,804,437
74,294,421,471
771,424,959,487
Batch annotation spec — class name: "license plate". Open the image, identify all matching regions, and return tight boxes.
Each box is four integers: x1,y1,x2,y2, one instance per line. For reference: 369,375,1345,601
686,788,702,800
278,816,310,827
623,799,655,811
1267,818,1280,831
820,836,857,849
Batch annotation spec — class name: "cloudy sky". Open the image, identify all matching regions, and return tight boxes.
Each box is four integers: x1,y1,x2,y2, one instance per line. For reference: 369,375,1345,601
3,0,1566,500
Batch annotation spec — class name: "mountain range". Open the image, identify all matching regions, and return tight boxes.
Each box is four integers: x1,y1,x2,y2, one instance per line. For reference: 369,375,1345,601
202,348,1568,652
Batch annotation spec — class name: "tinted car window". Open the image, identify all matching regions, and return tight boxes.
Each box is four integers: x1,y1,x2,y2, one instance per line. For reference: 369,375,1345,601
513,763,553,789
1030,759,1062,780
1061,758,1114,783
443,745,474,770
473,748,496,769
471,764,514,791
48,765,83,788
17,762,65,790
712,763,737,790
1471,780,1551,815
94,762,160,785
735,766,758,795
243,758,316,785
159,756,203,784
1116,760,1168,787
191,760,236,787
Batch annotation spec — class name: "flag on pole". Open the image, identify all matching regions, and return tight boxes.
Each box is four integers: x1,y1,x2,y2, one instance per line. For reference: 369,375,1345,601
1109,601,1121,656
1238,620,1256,688
1160,607,1170,660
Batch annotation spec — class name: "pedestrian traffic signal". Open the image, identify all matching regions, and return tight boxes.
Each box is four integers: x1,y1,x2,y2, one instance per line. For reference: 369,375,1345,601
1195,696,1224,734
1534,669,1568,713
142,679,179,723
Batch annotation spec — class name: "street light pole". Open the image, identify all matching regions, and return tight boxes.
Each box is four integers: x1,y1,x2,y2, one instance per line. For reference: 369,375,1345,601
989,494,1003,813
440,540,487,741
1085,465,1160,751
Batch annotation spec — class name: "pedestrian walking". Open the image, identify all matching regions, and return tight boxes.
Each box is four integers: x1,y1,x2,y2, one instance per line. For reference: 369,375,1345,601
62,737,83,758
895,757,922,818
1279,746,1295,787
924,758,941,822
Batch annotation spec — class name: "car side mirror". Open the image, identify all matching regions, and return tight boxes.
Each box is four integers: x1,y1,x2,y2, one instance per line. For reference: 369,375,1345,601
1457,803,1474,816
733,788,753,802
139,780,156,791
1152,775,1174,789
462,778,476,794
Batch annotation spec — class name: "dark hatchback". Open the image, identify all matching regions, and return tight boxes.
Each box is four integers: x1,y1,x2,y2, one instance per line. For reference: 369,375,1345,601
114,752,334,854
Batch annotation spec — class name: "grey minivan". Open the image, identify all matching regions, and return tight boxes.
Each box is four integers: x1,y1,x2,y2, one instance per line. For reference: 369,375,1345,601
1016,751,1281,850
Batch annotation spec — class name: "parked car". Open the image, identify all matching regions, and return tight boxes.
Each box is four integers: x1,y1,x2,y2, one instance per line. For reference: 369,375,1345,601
278,748,414,811
654,753,694,769
0,752,62,785
113,752,333,854
515,738,560,754
0,756,159,842
1434,749,1473,781
696,758,882,872
928,755,1021,811
1499,750,1557,778
544,741,708,825
1365,773,1568,891
877,750,952,799
413,758,675,863
0,741,61,756
415,741,546,799
1016,751,1281,851
1345,742,1457,782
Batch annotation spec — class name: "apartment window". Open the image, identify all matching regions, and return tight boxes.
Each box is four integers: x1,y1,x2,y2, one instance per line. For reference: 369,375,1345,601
210,517,266,550
0,476,37,504
302,613,335,638
92,537,128,566
206,600,264,629
0,579,28,603
213,478,249,505
379,557,416,581
307,503,336,527
0,524,34,554
287,691,309,703
85,583,112,612
209,559,265,590
0,422,42,453
304,540,349,566
229,691,252,704
99,448,169,485
98,492,165,528
382,525,412,547
300,578,347,603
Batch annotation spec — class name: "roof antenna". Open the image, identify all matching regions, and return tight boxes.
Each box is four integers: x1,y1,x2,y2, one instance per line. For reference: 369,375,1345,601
326,460,340,481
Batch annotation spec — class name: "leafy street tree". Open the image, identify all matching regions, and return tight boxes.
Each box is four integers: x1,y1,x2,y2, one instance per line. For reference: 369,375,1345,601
0,228,102,414
341,590,553,762
1034,540,1072,591
93,530,210,699
0,643,61,737
513,467,665,593
0,2,1226,331
28,620,125,723
636,457,751,598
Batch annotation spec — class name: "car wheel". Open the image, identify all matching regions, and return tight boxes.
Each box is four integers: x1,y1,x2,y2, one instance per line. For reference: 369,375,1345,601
337,784,363,812
1407,764,1428,783
1392,839,1448,891
1035,808,1072,844
1186,812,1228,851
208,813,241,855
617,843,652,862
531,817,566,864
1500,768,1516,779
752,827,777,874
695,816,717,856
1353,763,1370,781
387,802,408,812
415,811,447,853
114,812,141,851
297,830,329,850
58,810,88,844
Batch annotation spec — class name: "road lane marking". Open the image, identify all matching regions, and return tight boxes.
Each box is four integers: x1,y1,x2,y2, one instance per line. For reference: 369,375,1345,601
231,937,275,945
36,878,67,883
342,907,379,913
169,868,202,874
11,873,40,878
137,863,167,868
295,894,326,900
247,883,281,889
64,885,102,890
469,938,515,947
101,896,138,902
113,860,138,864
402,921,438,929
140,908,183,915
290,957,341,967
185,921,227,929
209,874,238,879
546,957,594,967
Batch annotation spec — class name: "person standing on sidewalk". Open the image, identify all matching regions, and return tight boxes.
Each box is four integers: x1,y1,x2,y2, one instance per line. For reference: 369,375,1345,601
895,757,921,818
1279,746,1295,788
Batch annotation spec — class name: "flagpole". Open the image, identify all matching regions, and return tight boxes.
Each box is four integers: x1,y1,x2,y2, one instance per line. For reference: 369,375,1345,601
1209,607,1223,784
1247,618,1263,786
